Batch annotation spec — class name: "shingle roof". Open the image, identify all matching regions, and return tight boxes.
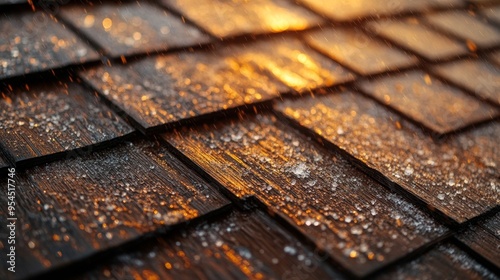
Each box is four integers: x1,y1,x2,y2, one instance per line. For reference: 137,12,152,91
0,0,499,279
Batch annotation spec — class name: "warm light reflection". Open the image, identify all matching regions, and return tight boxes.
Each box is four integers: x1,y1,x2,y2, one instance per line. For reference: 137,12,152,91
164,0,320,37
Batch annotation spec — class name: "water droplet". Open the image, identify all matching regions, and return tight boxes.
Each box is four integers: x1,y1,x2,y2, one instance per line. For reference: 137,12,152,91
404,166,414,176
284,245,297,255
290,162,310,179
345,215,353,223
306,180,317,187
351,226,363,235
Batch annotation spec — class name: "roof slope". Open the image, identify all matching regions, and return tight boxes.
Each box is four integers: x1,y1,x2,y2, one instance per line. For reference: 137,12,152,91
0,0,499,279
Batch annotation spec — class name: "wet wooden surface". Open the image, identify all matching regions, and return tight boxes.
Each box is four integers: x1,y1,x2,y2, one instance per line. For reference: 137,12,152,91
425,11,500,49
60,2,212,57
0,11,99,79
457,225,500,268
0,140,230,279
277,92,499,223
367,19,468,61
357,70,499,134
305,27,418,76
0,0,499,279
433,59,500,106
80,45,288,133
161,0,323,38
74,210,344,280
483,212,500,237
375,243,498,280
165,114,447,277
231,37,356,93
0,81,134,165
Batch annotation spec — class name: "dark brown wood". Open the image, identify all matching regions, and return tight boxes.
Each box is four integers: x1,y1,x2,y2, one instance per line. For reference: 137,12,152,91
483,212,500,238
79,45,288,133
457,225,500,268
357,70,499,135
164,113,447,277
0,81,134,165
0,11,99,80
374,243,498,280
68,210,345,280
0,140,230,279
276,91,499,224
59,2,212,58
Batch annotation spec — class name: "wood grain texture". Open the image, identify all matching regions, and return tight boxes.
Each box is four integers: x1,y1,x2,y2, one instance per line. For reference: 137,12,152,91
357,70,499,135
375,243,498,280
80,45,288,133
457,225,500,268
0,140,230,279
277,91,499,224
164,114,447,277
228,36,356,93
483,212,500,238
305,27,418,76
0,81,134,165
0,11,99,80
59,2,212,57
74,210,344,280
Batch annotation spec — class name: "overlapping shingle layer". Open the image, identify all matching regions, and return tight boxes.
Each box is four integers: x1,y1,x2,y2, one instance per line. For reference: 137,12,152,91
0,0,498,279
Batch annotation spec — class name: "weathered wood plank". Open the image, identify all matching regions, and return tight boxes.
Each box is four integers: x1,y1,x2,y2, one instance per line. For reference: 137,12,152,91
0,81,134,165
0,140,230,279
0,11,99,80
59,2,212,57
305,27,417,76
164,114,447,277
79,44,288,133
483,212,500,238
232,36,355,93
73,210,345,280
457,225,500,268
375,243,498,280
276,91,500,223
357,70,499,135
366,19,468,61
